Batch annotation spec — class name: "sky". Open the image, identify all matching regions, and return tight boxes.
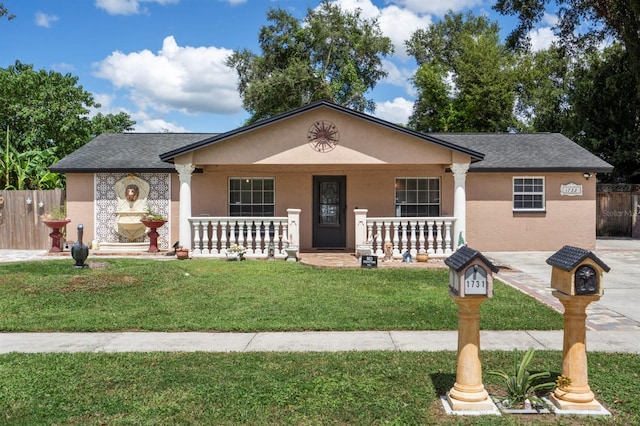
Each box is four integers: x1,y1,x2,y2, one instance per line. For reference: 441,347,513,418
1,0,557,133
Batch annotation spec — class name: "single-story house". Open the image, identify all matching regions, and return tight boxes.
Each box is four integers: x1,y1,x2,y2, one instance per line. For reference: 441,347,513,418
50,100,613,258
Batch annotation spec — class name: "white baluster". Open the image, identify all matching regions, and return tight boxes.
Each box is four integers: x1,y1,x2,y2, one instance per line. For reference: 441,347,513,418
210,220,219,254
435,220,444,255
384,222,392,257
281,220,289,255
401,220,408,255
200,220,211,254
367,222,376,254
444,220,453,254
191,220,201,254
409,221,417,256
392,220,400,257
254,221,263,255
427,220,435,255
418,220,426,254
220,220,228,252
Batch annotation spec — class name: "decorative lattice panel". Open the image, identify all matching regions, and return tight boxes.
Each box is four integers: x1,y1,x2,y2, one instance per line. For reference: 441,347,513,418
95,173,171,249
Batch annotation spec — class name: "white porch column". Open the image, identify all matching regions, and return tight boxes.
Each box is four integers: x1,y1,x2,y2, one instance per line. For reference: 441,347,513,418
451,163,469,248
354,209,368,245
287,208,301,247
176,163,195,250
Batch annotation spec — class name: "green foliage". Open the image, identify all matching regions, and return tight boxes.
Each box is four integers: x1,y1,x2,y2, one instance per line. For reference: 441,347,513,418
226,0,393,123
565,44,640,183
494,0,640,104
406,12,519,132
487,348,557,408
0,61,135,189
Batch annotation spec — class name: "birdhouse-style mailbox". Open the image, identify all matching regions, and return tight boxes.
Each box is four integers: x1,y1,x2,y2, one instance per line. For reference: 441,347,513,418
445,246,499,298
546,245,610,296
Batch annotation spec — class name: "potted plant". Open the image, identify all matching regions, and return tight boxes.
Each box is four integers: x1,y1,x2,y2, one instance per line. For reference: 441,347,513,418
487,348,558,413
175,245,189,260
140,208,167,253
226,244,246,261
41,206,71,253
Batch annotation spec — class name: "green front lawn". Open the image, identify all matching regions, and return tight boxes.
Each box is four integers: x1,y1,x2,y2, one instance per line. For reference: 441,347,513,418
1,351,637,425
0,259,563,331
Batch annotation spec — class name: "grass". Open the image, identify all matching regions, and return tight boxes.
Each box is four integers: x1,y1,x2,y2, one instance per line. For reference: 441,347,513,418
1,350,638,425
0,259,564,331
4,259,634,424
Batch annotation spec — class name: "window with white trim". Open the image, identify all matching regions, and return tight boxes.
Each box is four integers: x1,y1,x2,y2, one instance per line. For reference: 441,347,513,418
395,177,440,217
513,177,545,211
229,178,275,216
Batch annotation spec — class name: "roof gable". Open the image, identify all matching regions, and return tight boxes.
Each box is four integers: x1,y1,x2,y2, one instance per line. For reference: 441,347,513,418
160,100,485,164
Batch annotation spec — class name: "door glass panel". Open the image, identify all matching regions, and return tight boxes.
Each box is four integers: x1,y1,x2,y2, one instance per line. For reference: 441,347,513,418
319,182,339,225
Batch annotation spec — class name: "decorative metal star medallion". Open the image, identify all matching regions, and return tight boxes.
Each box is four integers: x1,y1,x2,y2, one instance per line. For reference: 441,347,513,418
307,120,339,152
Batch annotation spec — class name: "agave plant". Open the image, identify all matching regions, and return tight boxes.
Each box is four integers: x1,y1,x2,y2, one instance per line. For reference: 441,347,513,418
487,348,557,408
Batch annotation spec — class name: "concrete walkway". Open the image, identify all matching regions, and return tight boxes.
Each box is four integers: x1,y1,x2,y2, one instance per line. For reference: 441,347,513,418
1,238,639,354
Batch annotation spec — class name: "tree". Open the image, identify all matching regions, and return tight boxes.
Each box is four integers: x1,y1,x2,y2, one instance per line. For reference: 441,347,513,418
0,61,135,189
565,44,640,182
0,3,15,21
406,12,519,132
494,0,640,100
0,61,135,159
226,0,393,123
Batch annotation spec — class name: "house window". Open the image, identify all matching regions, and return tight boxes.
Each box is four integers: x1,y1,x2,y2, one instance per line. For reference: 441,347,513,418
395,177,440,217
229,178,275,216
513,177,545,211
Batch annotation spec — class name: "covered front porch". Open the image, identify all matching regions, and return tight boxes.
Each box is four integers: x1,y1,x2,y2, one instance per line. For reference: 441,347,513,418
187,209,457,260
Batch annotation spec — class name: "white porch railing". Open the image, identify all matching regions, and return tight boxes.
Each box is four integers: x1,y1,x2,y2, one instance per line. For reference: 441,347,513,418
355,209,456,259
189,209,301,259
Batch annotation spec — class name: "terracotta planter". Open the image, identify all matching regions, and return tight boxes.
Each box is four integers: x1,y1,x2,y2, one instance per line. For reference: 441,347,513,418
416,253,429,262
141,219,167,253
176,248,189,260
43,219,71,253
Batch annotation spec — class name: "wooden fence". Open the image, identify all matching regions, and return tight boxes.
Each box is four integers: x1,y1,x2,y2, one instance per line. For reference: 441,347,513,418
0,189,66,249
596,184,640,238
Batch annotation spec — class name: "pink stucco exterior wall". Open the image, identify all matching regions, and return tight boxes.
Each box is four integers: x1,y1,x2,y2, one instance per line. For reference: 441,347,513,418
465,172,597,251
66,174,95,242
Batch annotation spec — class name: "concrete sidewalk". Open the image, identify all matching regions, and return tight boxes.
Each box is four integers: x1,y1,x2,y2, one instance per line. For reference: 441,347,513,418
2,330,640,354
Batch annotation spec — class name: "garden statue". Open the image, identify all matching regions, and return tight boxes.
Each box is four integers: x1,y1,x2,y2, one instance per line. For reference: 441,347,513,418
71,224,89,268
114,175,149,240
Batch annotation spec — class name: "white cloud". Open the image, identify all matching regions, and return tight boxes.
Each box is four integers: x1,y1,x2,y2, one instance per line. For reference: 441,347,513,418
35,12,59,28
529,27,556,51
93,36,242,116
391,0,483,17
374,97,413,125
95,0,178,16
131,117,189,133
331,0,431,60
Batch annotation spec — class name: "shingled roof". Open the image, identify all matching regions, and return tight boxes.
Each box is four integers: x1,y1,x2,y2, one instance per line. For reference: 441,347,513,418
433,133,613,173
49,133,215,173
49,103,614,174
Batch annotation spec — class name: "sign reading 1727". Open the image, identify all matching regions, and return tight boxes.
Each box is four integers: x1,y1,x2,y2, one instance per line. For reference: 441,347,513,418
464,265,487,295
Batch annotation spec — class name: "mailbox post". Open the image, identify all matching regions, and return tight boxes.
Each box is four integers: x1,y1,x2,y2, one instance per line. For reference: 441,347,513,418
444,246,499,413
546,245,610,412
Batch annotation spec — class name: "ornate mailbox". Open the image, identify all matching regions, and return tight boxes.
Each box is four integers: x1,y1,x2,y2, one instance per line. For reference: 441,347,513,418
546,246,610,296
445,246,498,298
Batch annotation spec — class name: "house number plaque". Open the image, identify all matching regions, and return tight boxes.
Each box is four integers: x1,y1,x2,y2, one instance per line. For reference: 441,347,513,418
464,265,488,295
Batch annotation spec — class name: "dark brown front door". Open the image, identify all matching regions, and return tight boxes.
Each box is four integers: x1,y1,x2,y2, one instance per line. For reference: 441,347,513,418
313,176,346,248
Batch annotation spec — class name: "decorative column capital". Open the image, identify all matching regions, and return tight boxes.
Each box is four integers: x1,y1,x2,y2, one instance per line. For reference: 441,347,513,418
175,163,195,184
